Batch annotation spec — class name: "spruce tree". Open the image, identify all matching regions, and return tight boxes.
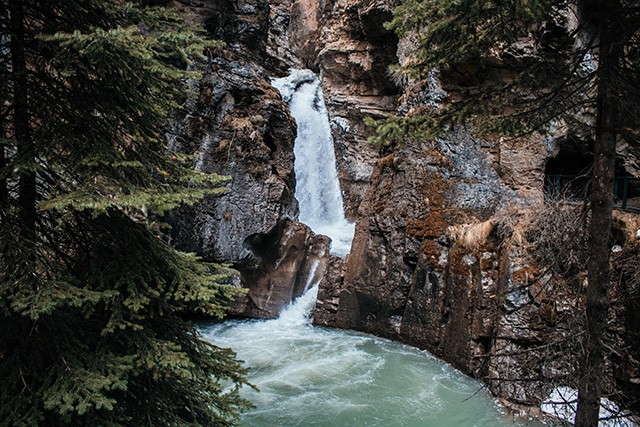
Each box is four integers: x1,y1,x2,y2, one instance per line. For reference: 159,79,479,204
0,1,252,425
382,0,640,425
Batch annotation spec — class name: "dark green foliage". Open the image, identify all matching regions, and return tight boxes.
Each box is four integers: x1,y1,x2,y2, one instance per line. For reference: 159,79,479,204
372,0,640,145
1,1,251,425
387,0,552,65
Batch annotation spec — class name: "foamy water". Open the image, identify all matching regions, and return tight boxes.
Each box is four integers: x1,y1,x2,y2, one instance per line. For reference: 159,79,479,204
200,287,545,427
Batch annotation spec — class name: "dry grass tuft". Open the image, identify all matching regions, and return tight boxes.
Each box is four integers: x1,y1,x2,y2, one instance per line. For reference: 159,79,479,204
495,196,588,278
447,219,495,249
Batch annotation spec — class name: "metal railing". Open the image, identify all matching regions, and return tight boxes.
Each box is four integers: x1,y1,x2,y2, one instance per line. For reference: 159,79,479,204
546,174,640,212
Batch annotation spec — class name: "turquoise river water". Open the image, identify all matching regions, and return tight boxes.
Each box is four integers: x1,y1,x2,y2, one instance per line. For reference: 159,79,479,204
200,287,546,427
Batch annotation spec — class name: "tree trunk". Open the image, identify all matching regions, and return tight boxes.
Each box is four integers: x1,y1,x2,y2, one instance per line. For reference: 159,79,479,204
0,140,6,210
0,9,8,209
9,0,36,232
574,0,621,425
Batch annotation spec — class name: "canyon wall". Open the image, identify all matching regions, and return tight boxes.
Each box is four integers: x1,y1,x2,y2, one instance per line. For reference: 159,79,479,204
170,0,640,412
312,127,564,406
302,0,640,410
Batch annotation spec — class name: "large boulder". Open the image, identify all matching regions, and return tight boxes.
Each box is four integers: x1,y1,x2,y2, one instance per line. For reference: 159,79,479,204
232,219,330,317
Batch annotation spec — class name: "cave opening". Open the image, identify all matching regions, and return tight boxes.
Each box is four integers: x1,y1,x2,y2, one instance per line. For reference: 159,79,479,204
544,135,640,210
544,135,593,201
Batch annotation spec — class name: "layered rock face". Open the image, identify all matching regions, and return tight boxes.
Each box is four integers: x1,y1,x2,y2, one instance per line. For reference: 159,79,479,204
298,0,639,409
314,127,640,408
313,129,562,406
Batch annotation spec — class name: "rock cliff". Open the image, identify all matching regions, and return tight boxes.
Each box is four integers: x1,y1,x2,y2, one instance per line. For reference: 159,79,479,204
310,3,640,411
169,0,329,318
170,0,640,414
313,130,563,407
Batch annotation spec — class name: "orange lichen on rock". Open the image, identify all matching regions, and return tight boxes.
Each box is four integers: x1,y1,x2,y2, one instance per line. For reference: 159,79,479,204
479,252,496,271
446,242,474,277
371,155,403,214
407,216,449,239
405,168,456,268
372,179,394,214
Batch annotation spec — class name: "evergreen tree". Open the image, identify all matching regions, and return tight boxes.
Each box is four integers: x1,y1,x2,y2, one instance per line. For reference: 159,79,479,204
0,1,252,425
382,0,640,425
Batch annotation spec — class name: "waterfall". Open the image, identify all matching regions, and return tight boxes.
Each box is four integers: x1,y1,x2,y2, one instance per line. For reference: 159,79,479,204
302,259,320,294
271,70,355,257
274,283,319,327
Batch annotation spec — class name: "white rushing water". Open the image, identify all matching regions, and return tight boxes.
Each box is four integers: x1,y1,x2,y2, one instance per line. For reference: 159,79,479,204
201,289,545,427
271,70,355,257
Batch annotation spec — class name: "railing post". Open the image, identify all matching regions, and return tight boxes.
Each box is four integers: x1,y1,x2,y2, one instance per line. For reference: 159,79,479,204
622,177,629,211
